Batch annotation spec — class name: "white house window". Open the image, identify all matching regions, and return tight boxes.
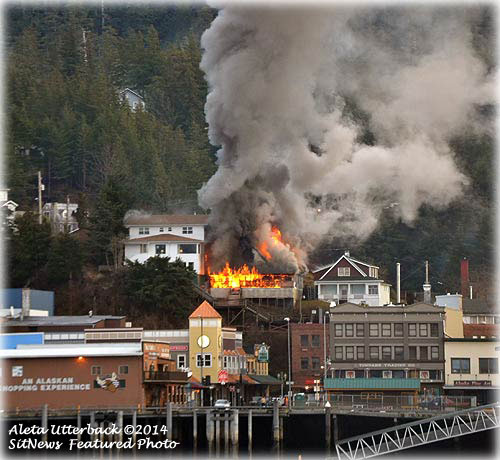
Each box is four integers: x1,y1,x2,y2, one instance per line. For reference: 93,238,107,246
177,355,186,369
140,244,147,254
182,226,193,234
368,285,378,295
168,227,172,231
338,267,350,276
159,227,164,233
178,244,197,254
155,244,166,255
139,227,150,235
196,353,212,367
11,366,23,377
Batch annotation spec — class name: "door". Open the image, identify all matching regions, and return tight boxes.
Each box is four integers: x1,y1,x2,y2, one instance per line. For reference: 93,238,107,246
340,284,348,300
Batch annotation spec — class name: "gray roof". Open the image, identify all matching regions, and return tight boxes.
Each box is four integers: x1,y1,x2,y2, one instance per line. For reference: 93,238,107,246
4,315,125,327
329,302,444,314
462,299,496,315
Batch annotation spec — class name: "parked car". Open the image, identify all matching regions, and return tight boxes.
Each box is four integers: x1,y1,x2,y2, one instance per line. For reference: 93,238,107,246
214,399,231,409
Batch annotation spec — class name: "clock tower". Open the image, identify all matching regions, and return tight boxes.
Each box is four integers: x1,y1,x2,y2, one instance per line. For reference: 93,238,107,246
189,301,222,383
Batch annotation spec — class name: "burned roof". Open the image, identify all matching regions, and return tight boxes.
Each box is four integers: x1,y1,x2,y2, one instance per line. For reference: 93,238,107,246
124,214,209,226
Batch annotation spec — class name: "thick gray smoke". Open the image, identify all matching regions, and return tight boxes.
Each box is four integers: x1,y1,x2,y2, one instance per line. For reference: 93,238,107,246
198,5,494,273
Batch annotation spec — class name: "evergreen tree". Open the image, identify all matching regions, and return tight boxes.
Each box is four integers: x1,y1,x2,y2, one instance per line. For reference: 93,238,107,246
46,233,83,286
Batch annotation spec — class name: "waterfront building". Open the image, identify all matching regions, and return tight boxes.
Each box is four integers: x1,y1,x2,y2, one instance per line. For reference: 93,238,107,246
326,302,446,397
313,251,391,306
443,337,499,405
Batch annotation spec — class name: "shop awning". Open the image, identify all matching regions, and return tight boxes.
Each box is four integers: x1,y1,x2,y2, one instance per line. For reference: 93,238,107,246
248,374,282,385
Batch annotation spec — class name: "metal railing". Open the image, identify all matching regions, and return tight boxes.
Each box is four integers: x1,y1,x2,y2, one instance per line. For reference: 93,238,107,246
336,403,500,459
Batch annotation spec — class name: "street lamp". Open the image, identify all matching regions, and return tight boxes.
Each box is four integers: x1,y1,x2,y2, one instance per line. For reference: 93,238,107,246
284,317,292,405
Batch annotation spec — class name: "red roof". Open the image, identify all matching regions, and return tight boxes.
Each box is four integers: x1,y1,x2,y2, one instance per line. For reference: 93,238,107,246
463,323,499,338
125,234,201,243
189,301,222,319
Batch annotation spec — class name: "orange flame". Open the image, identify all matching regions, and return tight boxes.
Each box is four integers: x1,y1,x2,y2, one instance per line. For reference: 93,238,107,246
209,262,289,288
259,226,283,261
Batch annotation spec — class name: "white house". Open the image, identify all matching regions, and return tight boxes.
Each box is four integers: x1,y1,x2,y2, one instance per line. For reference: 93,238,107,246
123,214,209,273
42,202,79,233
0,188,19,220
313,251,391,306
119,88,145,112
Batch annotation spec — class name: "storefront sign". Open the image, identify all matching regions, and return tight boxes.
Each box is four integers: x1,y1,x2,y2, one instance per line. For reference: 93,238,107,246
0,377,91,392
453,380,492,387
170,345,188,352
355,363,417,368
257,344,269,363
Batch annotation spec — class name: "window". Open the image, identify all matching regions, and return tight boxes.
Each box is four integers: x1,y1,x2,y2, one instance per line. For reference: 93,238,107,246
334,370,345,378
370,370,383,378
409,346,417,359
382,346,392,360
345,324,354,337
369,324,379,337
355,370,365,378
368,285,378,295
155,244,166,255
428,370,442,380
338,267,350,276
334,324,343,337
357,346,365,360
394,346,404,360
335,347,343,360
345,346,354,360
300,335,309,347
178,244,197,254
479,358,498,374
139,227,150,235
356,323,365,337
430,323,439,337
419,324,428,337
140,244,147,254
394,323,403,337
393,370,405,378
11,366,23,377
408,324,417,337
119,365,129,375
311,335,320,347
301,358,309,370
91,366,102,375
177,355,186,369
159,227,164,232
420,347,428,360
381,324,391,337
451,358,470,374
369,347,379,360
431,346,439,360
311,357,321,370
196,354,212,367
182,226,193,234
351,284,365,296
168,227,172,232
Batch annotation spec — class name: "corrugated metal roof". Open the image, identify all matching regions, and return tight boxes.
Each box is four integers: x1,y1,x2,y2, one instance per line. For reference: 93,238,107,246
0,343,142,359
324,378,420,390
4,316,125,327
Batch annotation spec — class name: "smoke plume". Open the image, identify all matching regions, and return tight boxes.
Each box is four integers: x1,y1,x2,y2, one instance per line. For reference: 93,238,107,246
198,5,494,273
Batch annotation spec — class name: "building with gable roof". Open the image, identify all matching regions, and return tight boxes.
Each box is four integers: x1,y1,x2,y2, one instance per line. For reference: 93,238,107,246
313,251,391,306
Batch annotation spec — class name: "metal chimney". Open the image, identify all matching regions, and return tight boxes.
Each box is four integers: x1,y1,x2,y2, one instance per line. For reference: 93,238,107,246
423,260,432,304
461,258,470,298
396,262,401,304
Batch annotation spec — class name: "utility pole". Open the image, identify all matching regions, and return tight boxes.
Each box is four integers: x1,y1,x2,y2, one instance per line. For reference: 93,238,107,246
66,195,70,232
38,171,43,225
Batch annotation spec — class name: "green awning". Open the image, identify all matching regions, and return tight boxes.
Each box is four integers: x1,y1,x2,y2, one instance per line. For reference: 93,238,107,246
248,374,282,385
324,378,420,390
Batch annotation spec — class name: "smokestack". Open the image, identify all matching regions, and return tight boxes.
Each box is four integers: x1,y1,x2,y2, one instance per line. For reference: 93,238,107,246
396,262,401,304
423,260,432,304
461,258,469,298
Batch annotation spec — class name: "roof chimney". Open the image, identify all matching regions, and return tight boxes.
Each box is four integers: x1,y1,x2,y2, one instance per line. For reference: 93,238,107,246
423,260,432,304
396,262,401,304
344,250,350,257
461,258,469,298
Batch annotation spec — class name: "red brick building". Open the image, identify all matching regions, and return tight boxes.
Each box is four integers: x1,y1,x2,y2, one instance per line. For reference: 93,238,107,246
290,322,330,389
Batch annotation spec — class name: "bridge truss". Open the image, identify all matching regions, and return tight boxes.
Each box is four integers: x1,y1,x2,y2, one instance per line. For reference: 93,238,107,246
336,403,499,459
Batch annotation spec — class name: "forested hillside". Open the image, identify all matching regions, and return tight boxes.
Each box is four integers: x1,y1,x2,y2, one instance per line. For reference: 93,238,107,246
5,4,495,322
